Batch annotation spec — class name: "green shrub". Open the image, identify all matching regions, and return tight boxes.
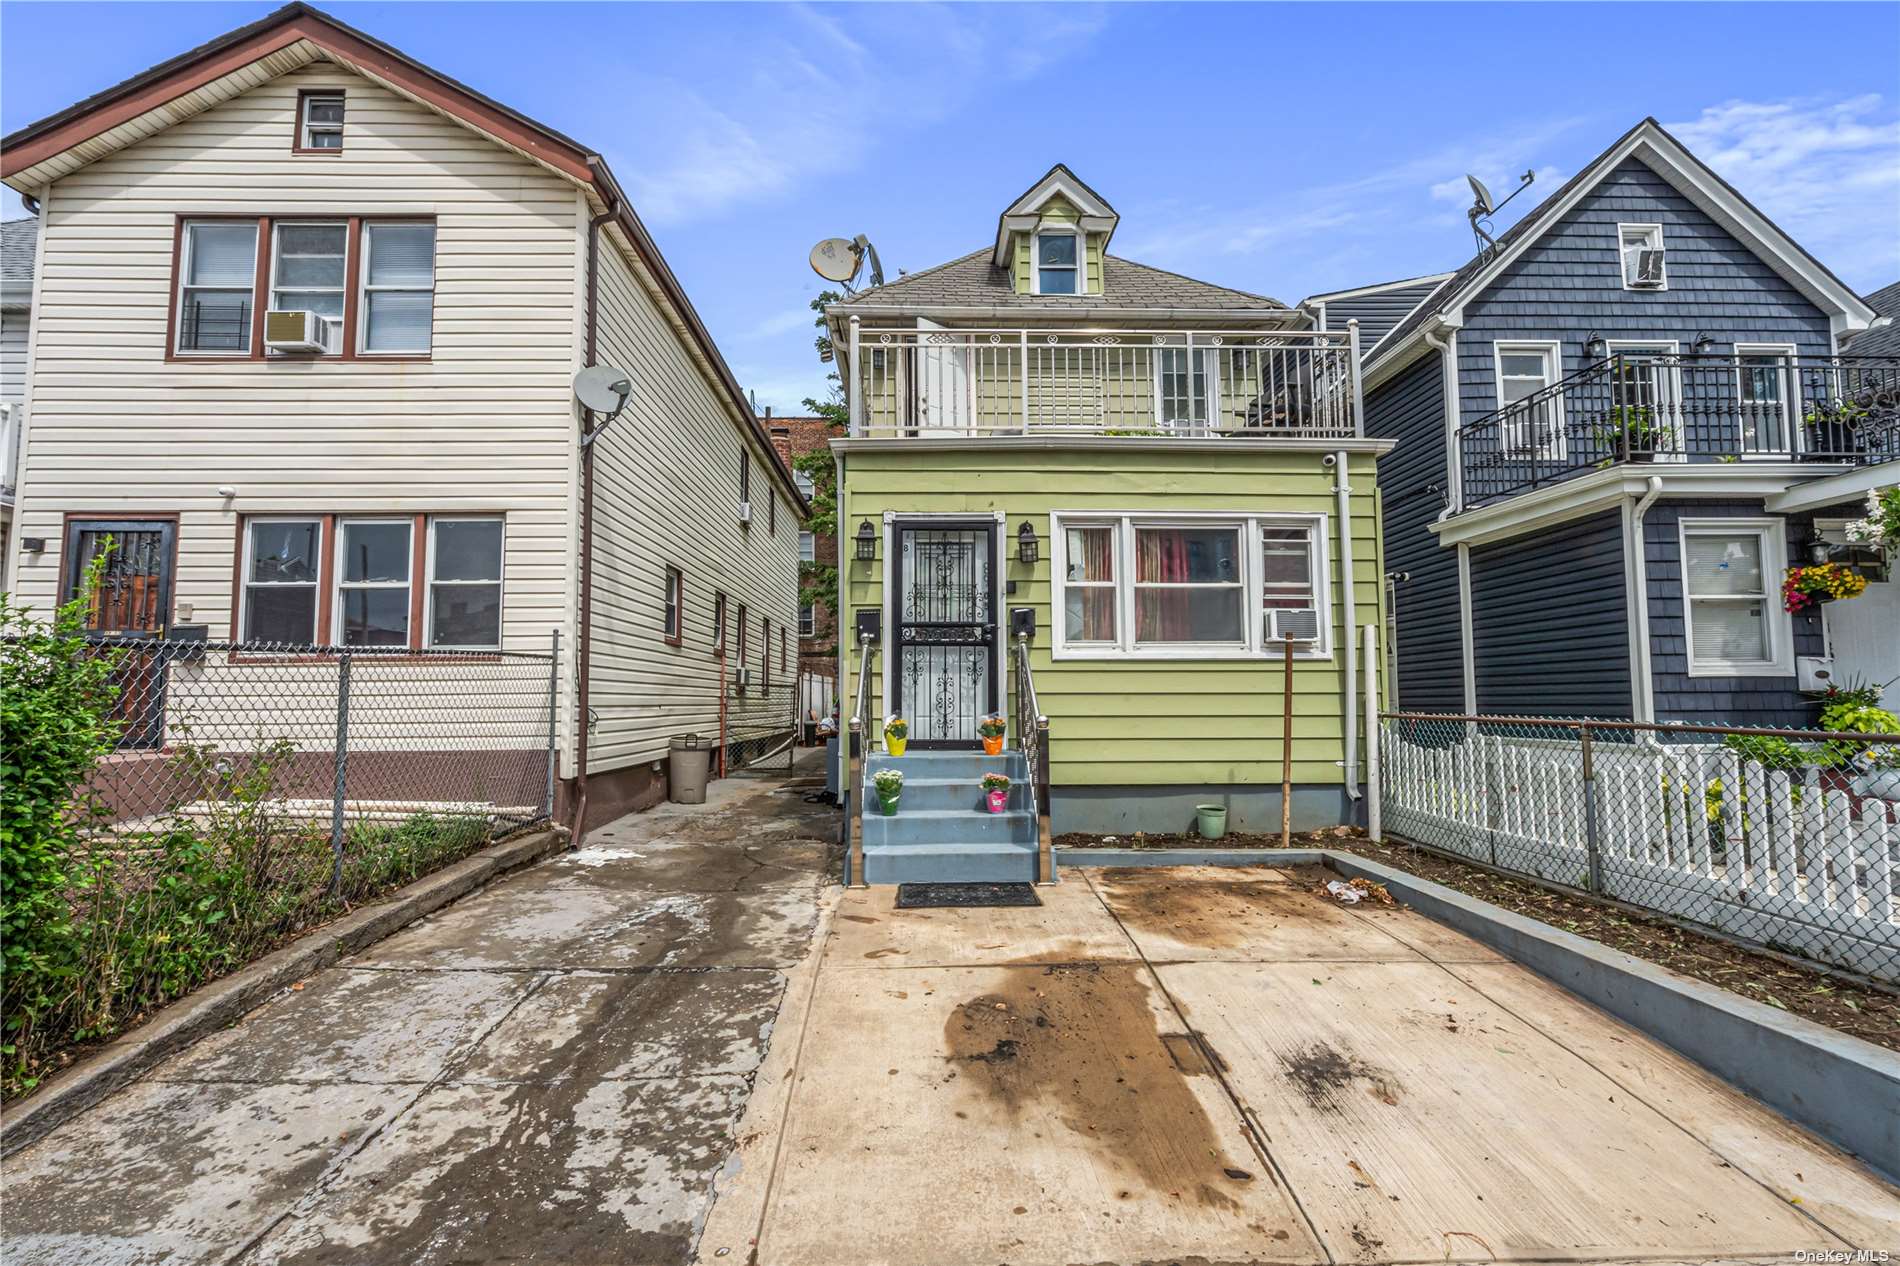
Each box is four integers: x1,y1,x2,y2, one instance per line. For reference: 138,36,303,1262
1720,734,1811,772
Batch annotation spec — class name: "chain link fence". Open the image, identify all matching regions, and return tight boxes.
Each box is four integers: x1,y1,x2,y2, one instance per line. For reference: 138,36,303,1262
80,634,559,884
719,675,797,778
1380,712,1900,983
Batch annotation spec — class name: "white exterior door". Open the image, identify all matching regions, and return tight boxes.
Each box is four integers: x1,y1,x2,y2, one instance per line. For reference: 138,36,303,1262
913,317,974,434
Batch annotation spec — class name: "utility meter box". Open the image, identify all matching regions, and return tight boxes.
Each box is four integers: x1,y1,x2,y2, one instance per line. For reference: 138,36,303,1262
1796,655,1837,694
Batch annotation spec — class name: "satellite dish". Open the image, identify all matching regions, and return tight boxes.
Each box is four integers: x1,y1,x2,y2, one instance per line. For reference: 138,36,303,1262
574,364,632,414
810,238,860,284
1466,174,1496,216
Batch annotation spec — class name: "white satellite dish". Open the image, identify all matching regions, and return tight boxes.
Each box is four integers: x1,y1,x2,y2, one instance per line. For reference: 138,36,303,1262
810,237,860,284
574,364,632,414
1466,174,1496,216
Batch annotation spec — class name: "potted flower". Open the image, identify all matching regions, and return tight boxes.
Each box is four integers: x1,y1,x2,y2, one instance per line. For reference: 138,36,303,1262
1802,398,1869,457
1593,406,1663,462
883,713,909,756
978,712,1007,756
981,772,1010,813
872,768,904,815
1782,562,1869,613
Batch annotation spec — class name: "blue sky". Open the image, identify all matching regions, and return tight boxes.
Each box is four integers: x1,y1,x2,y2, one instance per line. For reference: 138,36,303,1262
4,1,1897,413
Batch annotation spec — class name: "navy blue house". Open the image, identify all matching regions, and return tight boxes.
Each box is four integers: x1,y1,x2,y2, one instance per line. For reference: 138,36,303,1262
1337,119,1897,727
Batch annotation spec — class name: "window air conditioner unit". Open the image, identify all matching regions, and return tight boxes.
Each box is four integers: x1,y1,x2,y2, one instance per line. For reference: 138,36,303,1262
1630,250,1666,288
737,501,753,526
1266,608,1321,645
264,310,336,353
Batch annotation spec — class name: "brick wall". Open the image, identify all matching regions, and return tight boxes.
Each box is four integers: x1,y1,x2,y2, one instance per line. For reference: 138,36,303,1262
768,416,840,674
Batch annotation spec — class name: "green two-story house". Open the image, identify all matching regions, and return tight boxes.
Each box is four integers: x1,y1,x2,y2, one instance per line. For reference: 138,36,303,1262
826,165,1394,885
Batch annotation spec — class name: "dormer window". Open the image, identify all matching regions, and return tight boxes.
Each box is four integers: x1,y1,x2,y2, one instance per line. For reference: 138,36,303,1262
1035,231,1078,295
1619,223,1666,290
297,91,345,152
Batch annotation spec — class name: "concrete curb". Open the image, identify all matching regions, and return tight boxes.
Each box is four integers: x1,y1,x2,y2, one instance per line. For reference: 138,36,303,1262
0,827,568,1159
1060,843,1898,1178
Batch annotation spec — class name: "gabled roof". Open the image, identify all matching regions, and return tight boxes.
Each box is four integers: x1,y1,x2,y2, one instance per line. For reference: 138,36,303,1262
831,247,1285,315
1846,280,1900,359
1362,118,1879,388
0,2,804,506
992,164,1119,266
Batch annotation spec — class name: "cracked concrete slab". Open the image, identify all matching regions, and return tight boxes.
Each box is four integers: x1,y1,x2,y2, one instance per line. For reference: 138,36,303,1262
826,875,1136,968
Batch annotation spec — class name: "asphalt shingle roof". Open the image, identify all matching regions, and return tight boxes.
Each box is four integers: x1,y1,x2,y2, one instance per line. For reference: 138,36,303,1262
1,217,37,283
1850,280,1900,359
835,248,1285,312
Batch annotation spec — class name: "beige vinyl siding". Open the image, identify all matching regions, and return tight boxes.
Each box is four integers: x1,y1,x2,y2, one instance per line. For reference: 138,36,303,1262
8,63,579,669
1,311,25,407
839,445,1385,786
583,232,800,774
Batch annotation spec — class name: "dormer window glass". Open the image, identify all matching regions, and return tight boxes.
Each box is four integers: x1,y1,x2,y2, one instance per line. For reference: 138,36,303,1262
1619,224,1666,290
300,92,345,150
1035,231,1078,295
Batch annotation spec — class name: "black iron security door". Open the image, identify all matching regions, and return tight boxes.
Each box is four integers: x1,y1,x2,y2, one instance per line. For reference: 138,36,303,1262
893,522,997,748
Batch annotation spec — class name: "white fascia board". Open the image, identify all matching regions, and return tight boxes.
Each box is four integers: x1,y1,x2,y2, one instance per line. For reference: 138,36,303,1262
827,304,1299,324
1432,463,1836,548
1764,463,1900,515
831,436,1397,457
1303,272,1456,304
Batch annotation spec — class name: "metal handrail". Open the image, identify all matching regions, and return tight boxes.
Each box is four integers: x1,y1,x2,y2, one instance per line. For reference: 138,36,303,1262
844,634,877,887
1013,634,1054,885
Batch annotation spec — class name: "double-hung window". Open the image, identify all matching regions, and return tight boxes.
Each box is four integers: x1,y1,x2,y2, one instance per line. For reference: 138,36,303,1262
1493,342,1562,457
242,518,321,643
799,531,816,564
178,221,259,353
1618,223,1666,289
663,566,683,644
1679,519,1791,676
335,519,414,646
359,223,436,353
428,518,503,649
794,468,815,499
298,92,345,150
799,602,815,637
270,222,347,352
1053,513,1328,659
1035,230,1078,295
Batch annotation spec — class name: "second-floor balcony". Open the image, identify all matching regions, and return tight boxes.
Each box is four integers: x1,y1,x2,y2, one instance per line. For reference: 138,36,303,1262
1457,352,1900,507
844,323,1362,440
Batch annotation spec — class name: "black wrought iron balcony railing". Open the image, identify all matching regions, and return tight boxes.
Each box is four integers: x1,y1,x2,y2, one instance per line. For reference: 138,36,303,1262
1457,353,1900,508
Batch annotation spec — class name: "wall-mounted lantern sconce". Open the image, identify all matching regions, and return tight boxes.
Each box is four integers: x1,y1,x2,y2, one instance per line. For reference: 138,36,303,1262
1017,520,1039,565
1805,534,1833,565
1692,331,1716,354
854,518,877,562
1583,331,1606,361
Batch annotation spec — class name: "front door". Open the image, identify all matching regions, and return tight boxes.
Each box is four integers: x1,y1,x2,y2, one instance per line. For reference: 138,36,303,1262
892,521,997,748
63,518,176,749
911,318,974,435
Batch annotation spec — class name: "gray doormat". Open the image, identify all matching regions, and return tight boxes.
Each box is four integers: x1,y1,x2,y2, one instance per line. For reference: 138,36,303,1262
895,882,1042,909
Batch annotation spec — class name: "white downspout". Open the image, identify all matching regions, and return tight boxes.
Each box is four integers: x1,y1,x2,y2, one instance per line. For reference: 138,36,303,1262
1628,475,1664,724
1334,450,1359,803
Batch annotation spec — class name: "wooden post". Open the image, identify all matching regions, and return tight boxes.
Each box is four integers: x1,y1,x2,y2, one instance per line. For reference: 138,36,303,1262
1281,636,1295,848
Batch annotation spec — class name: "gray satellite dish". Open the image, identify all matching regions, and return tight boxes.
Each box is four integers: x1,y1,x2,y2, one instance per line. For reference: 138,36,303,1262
1466,174,1496,216
574,364,632,414
810,238,860,284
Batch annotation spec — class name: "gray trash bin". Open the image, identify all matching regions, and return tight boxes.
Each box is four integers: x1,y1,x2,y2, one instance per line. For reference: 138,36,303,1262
669,734,711,804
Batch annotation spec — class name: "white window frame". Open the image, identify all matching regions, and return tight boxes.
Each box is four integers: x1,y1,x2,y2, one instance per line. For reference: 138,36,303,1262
1151,340,1219,435
1049,510,1331,661
1677,517,1794,678
331,517,415,646
355,221,436,355
1733,342,1798,458
799,601,815,638
176,219,259,355
299,92,345,149
799,530,816,563
1031,227,1080,296
1617,223,1667,290
267,219,347,354
662,565,683,642
1603,338,1683,456
240,516,322,644
1491,339,1565,459
423,515,503,651
794,467,815,498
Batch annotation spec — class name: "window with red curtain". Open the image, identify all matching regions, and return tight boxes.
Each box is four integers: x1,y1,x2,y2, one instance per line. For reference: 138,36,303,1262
1063,525,1117,643
1133,526,1242,644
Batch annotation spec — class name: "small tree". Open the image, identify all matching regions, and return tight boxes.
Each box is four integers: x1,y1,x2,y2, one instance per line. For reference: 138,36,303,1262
797,289,847,637
1,555,122,1088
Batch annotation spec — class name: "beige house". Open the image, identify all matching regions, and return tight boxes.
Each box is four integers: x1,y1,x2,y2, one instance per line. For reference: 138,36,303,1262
0,2,802,830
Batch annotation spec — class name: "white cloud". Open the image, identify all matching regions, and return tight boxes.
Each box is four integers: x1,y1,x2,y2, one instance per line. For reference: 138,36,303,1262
1663,94,1900,287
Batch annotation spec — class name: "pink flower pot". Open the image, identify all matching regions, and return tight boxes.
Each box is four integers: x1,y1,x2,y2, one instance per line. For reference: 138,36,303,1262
986,789,1007,813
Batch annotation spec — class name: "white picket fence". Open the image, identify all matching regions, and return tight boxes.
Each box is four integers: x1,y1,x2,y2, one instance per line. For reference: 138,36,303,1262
1380,722,1900,982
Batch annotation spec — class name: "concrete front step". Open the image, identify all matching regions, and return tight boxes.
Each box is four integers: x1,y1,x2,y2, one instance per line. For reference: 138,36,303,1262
863,841,1038,885
877,776,1031,813
861,807,1034,848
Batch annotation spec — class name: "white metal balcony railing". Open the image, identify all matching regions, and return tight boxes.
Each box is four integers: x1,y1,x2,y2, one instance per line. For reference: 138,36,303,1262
0,403,19,503
844,320,1363,440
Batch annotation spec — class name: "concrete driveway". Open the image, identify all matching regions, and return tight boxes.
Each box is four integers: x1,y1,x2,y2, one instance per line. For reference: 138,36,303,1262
700,863,1900,1265
2,768,836,1266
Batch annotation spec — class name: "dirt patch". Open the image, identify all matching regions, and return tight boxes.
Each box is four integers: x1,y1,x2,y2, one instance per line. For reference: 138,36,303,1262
1347,837,1900,1052
1093,867,1326,950
1058,828,1357,850
1276,1042,1402,1112
942,964,1251,1210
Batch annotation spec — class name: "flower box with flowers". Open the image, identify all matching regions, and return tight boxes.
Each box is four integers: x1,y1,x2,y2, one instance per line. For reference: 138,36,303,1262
1782,562,1868,613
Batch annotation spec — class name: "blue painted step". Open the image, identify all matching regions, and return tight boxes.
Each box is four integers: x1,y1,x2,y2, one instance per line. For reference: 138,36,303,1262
863,842,1037,885
859,748,1042,885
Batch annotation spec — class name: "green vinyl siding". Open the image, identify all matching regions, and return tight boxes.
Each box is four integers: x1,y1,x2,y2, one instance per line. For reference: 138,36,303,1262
1009,193,1103,295
838,445,1386,787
